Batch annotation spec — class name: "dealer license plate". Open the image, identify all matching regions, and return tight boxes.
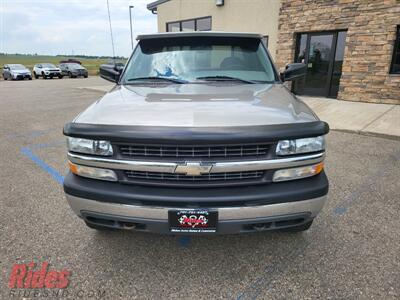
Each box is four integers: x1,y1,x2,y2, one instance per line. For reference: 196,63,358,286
168,209,218,233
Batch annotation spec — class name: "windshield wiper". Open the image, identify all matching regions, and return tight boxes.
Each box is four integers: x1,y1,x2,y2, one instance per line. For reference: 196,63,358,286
195,76,256,84
126,76,188,84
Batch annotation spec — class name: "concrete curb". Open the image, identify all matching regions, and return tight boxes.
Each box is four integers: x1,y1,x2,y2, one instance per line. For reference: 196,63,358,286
331,129,400,141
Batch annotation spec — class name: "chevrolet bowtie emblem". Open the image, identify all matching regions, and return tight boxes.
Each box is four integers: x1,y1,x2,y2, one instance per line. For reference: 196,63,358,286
174,162,213,176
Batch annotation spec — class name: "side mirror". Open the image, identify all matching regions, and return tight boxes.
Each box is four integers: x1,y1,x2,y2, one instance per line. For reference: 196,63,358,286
99,64,122,83
280,63,306,82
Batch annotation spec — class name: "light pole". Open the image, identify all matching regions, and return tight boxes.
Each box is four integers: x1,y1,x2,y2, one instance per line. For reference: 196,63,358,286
129,5,134,50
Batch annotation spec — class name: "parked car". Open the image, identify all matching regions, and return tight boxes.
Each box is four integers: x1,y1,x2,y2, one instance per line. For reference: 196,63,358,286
33,63,63,79
2,64,32,80
59,63,88,78
59,59,82,65
63,32,329,234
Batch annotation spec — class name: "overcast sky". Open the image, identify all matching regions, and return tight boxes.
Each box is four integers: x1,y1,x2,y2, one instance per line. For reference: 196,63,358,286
0,0,158,57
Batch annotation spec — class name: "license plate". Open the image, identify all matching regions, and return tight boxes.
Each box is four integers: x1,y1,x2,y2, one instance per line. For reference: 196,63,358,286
168,210,218,233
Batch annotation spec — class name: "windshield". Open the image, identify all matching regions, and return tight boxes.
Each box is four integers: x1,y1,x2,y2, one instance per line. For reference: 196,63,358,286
42,63,56,68
121,36,277,84
9,64,26,70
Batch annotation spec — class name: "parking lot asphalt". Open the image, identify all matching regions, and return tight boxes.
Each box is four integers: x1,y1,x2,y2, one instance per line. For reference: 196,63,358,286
1,77,399,299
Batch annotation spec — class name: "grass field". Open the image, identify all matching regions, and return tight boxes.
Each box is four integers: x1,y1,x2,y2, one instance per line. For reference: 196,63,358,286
0,54,124,76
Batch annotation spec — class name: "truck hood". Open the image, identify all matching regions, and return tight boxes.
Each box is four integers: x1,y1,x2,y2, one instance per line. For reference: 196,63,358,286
74,83,318,127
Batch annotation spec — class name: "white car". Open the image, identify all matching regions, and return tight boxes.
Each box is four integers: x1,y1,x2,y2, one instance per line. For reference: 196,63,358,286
33,63,63,79
2,64,32,80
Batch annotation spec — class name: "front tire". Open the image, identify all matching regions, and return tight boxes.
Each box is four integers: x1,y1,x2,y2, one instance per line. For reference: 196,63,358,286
28,76,32,80
68,72,74,78
34,72,39,79
58,75,63,79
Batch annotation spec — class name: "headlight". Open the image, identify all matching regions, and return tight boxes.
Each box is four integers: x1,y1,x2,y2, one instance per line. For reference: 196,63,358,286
273,162,324,182
276,136,325,156
67,137,113,156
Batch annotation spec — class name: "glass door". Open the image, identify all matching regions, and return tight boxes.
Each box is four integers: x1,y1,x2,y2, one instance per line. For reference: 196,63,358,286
293,31,346,98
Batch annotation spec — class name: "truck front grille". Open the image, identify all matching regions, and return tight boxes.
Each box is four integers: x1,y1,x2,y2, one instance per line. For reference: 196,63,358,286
124,170,265,186
119,144,270,160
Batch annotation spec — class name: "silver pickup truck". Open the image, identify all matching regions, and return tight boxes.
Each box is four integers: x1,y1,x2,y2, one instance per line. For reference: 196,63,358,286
63,32,329,234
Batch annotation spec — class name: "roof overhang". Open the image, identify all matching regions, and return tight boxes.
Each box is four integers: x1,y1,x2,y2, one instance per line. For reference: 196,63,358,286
136,31,263,41
147,0,170,13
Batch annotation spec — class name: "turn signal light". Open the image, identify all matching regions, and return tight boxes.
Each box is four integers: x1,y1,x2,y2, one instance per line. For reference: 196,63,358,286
68,161,117,182
272,162,324,182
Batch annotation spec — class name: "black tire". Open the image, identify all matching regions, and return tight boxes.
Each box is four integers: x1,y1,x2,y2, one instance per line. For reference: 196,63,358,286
42,72,46,79
49,75,54,79
68,72,73,78
28,76,32,80
280,220,313,233
34,72,39,79
58,75,63,79
84,75,88,78
84,221,113,231
3,75,7,80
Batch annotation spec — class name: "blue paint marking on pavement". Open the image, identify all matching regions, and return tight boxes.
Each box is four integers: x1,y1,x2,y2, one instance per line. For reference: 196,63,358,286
21,147,65,185
178,236,192,248
334,206,347,215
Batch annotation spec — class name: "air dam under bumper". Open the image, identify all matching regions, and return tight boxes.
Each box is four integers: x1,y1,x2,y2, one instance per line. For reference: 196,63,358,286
64,172,328,234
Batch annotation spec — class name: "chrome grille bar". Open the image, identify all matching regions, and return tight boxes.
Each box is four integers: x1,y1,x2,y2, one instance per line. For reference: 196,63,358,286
67,152,325,174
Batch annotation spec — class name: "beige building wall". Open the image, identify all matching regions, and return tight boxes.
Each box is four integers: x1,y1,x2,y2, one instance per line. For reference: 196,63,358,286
156,0,281,59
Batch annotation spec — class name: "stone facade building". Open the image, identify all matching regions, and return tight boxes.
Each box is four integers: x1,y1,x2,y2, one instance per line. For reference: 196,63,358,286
275,0,400,104
148,0,400,104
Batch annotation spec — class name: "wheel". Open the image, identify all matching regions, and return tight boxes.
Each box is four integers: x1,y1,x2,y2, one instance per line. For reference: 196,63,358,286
68,72,73,78
42,72,47,79
280,220,313,233
3,74,7,80
49,75,54,79
84,221,113,231
28,76,32,80
58,75,63,79
34,72,38,79
84,75,88,78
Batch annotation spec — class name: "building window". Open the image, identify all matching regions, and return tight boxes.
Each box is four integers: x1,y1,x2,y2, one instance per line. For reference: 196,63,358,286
196,17,212,31
390,25,400,74
181,19,195,32
166,16,212,32
166,22,180,32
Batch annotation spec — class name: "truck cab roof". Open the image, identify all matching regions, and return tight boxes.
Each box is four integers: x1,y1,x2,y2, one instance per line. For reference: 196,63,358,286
136,31,263,41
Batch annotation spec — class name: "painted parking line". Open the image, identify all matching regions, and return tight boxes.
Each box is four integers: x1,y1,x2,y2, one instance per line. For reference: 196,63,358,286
20,141,192,248
20,147,65,185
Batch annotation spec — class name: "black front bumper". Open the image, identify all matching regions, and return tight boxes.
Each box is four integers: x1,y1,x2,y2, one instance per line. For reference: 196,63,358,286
64,171,328,207
64,172,328,234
